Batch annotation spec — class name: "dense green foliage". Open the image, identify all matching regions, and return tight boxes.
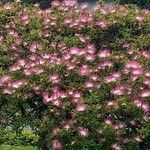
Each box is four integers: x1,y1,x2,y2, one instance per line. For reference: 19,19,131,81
0,127,38,146
0,1,150,149
0,145,36,150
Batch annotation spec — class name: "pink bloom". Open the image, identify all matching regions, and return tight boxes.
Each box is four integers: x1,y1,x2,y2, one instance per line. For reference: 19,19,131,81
70,47,80,55
52,99,61,106
9,65,21,72
96,19,108,28
143,78,150,86
141,50,150,59
52,127,60,136
17,59,26,67
43,92,51,103
72,91,82,99
98,48,110,58
0,76,11,86
52,139,63,150
98,61,113,69
133,99,142,107
131,68,143,76
136,15,144,22
142,102,149,112
85,54,95,61
51,0,60,7
145,70,150,77
76,103,86,112
111,143,122,150
107,100,116,106
125,61,142,69
105,76,117,83
3,87,15,94
90,74,98,81
84,81,94,89
134,136,142,142
105,119,112,125
143,114,150,122
78,127,89,137
141,89,150,97
29,43,41,52
49,74,61,84
78,65,90,76
111,87,124,96
11,80,25,89
4,4,12,10
33,67,44,74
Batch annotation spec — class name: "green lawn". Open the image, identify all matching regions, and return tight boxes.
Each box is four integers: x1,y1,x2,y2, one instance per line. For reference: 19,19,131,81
0,145,37,150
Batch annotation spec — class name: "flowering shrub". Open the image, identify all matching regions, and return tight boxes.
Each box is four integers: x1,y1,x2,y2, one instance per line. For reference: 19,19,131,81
0,1,150,150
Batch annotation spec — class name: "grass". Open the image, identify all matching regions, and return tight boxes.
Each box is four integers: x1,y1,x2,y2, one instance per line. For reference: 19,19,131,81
0,145,37,150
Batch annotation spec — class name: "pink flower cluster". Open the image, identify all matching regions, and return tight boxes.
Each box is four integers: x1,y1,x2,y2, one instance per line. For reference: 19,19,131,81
1,1,150,149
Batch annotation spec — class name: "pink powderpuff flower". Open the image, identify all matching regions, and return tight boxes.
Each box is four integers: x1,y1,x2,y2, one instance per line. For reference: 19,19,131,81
105,76,117,83
134,136,143,142
21,15,30,25
111,143,122,150
72,91,82,99
142,102,149,112
17,59,26,67
96,19,108,29
0,76,11,86
98,61,113,69
3,87,15,94
52,127,60,136
125,61,142,69
33,67,44,75
106,100,116,106
143,78,150,86
133,99,142,107
51,0,61,7
141,89,150,97
4,4,12,10
49,74,61,84
62,119,75,130
85,54,95,61
11,80,26,89
70,47,80,55
105,119,112,125
52,139,63,150
111,87,124,96
145,70,150,77
141,50,150,59
98,48,111,58
136,15,144,22
113,122,125,129
52,99,61,106
90,74,98,81
78,127,89,137
24,68,33,76
87,44,96,53
29,43,41,53
84,81,94,89
43,92,51,103
78,65,90,76
143,114,150,122
80,3,88,10
122,43,130,49
64,0,77,7
76,103,86,112
126,48,134,55
9,65,21,72
131,68,143,76
66,62,76,70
